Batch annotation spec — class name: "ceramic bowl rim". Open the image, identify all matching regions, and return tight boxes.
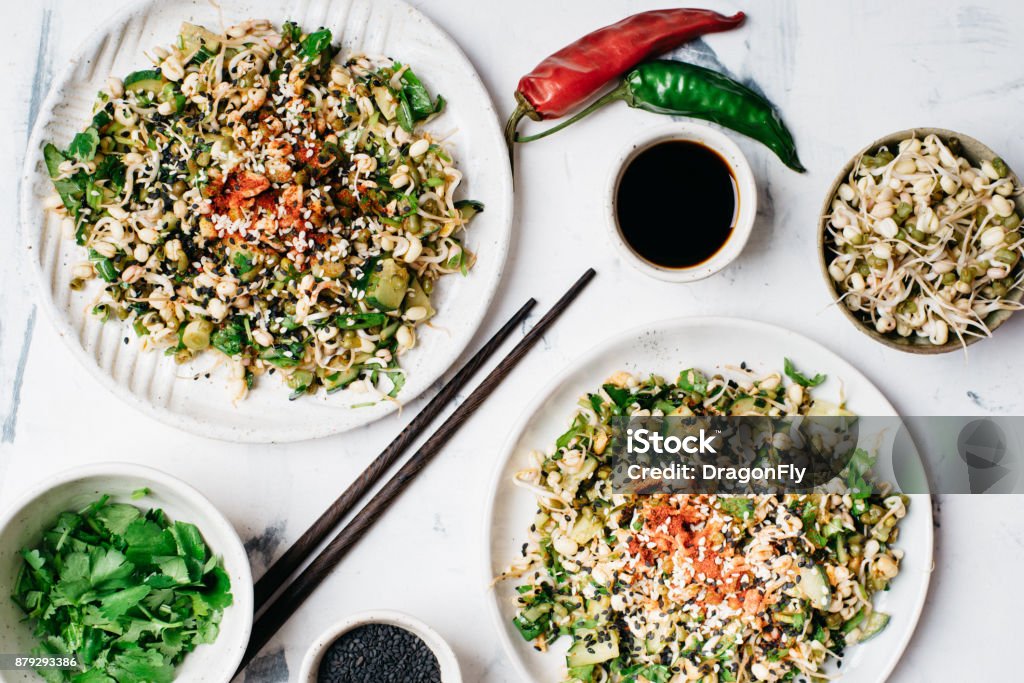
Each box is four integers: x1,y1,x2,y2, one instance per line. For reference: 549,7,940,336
817,127,1024,354
0,462,254,683
605,121,758,283
297,608,462,682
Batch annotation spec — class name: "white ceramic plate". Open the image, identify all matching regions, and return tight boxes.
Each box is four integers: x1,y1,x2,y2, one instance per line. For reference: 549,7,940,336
483,317,933,683
0,463,253,683
20,0,512,442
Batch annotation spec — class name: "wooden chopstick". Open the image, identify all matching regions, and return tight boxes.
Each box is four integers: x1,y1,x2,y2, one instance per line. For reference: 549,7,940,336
236,268,596,674
253,297,538,610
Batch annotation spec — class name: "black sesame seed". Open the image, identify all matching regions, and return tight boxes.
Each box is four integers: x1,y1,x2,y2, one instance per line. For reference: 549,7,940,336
317,623,441,683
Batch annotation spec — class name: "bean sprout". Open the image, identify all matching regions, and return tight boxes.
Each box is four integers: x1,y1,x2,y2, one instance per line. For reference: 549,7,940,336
825,133,1023,348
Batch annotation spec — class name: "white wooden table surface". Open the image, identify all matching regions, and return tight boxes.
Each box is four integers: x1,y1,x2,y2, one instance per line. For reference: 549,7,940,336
2,1,1023,681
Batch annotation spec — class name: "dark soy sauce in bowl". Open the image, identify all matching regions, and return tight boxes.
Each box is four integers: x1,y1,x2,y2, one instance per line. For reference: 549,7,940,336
615,140,738,269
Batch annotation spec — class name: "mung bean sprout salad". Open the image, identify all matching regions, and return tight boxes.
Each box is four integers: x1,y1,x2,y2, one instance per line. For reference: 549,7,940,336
498,364,908,683
824,132,1023,348
42,19,481,400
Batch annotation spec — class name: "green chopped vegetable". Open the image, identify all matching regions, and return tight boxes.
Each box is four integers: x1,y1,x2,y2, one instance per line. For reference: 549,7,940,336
783,357,826,387
334,312,389,332
717,496,755,520
299,28,332,61
259,340,307,368
67,127,100,162
394,65,445,132
10,495,232,683
231,251,255,275
210,318,248,357
88,250,119,282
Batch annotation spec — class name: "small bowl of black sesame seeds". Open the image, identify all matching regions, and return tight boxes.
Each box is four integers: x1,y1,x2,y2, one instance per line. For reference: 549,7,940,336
299,610,461,683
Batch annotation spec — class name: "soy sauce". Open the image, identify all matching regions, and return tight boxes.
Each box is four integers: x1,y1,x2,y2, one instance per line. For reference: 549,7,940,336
615,140,738,269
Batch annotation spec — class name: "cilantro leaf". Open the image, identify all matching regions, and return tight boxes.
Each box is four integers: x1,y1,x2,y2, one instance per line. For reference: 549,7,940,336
108,650,175,683
59,552,90,583
198,566,234,610
211,318,248,356
231,251,255,274
67,127,100,162
172,521,207,563
281,21,301,43
71,670,115,683
123,519,177,565
156,556,191,585
94,155,126,192
89,548,133,587
300,28,332,61
602,384,633,411
21,548,46,571
784,357,827,388
96,503,141,536
394,67,445,132
386,366,406,399
98,585,151,620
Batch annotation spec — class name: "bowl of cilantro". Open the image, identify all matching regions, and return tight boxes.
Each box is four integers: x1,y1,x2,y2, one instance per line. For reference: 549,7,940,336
0,463,253,683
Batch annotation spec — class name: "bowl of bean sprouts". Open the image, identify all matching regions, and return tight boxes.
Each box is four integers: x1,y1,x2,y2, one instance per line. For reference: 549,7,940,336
818,128,1024,353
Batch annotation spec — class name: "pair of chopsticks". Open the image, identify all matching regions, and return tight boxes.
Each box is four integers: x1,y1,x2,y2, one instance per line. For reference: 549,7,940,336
236,268,596,675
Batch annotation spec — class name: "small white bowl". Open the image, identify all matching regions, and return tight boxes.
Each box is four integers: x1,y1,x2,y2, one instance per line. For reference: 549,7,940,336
606,121,758,282
0,463,253,683
299,609,462,682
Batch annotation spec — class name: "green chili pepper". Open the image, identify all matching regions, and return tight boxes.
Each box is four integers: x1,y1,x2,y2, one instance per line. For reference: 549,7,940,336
515,59,804,172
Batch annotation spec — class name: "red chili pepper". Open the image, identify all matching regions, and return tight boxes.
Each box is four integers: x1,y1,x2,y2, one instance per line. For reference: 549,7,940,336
505,8,746,151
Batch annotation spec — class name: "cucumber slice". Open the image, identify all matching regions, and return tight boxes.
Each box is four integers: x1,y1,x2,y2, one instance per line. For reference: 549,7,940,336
728,396,767,415
569,507,602,545
365,258,409,311
645,635,666,655
520,601,551,623
372,85,398,120
406,277,435,320
566,628,618,668
807,399,855,417
124,69,165,94
566,665,595,683
799,564,832,610
179,22,222,59
858,611,890,642
455,199,484,221
324,366,361,393
585,595,610,618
